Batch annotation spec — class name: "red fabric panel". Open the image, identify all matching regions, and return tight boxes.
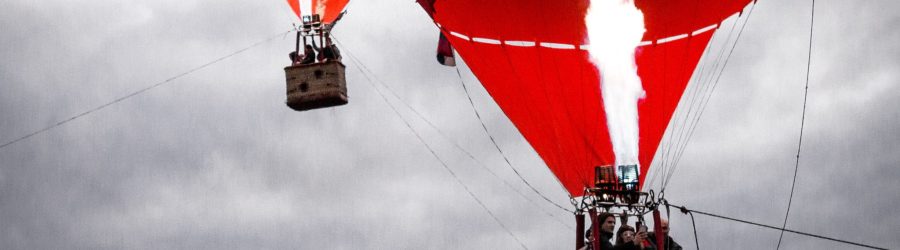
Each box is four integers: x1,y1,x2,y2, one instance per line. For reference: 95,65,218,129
314,0,350,24
286,0,301,18
636,0,751,40
429,0,749,197
286,0,350,24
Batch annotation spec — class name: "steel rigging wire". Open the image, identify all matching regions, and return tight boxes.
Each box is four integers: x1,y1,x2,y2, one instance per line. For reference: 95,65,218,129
646,1,748,189
0,17,570,245
331,36,576,231
661,1,759,190
0,30,293,152
646,1,749,191
776,0,815,248
336,37,529,250
669,204,887,250
454,66,574,214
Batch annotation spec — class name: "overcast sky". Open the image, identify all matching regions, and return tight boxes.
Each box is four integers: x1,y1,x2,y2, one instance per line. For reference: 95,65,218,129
1,0,898,249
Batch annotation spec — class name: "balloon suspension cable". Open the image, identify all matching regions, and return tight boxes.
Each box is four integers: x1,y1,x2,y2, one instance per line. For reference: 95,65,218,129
331,34,574,231
0,29,292,152
335,37,565,248
777,0,814,249
669,203,888,250
674,204,701,250
455,66,573,214
341,47,530,250
661,0,759,191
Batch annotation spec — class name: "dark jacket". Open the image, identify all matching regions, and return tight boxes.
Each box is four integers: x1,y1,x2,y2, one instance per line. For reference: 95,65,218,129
647,232,682,250
301,49,316,64
323,44,340,61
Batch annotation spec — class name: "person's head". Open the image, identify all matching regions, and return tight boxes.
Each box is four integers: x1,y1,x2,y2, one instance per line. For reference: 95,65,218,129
598,213,616,234
289,51,299,61
660,219,669,234
616,225,635,245
304,44,313,51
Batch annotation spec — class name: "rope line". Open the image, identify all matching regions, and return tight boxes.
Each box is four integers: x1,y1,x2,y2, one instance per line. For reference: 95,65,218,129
664,2,758,189
331,35,572,228
653,5,743,190
777,0,815,248
665,7,746,186
663,0,705,174
671,2,758,173
0,29,292,151
669,204,887,250
454,67,573,213
685,208,700,250
336,37,529,249
649,13,727,190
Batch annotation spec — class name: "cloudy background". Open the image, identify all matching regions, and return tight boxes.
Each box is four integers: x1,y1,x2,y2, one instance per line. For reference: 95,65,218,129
1,0,898,249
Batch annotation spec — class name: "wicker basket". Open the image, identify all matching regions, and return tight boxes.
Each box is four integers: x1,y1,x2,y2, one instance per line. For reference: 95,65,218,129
284,61,348,111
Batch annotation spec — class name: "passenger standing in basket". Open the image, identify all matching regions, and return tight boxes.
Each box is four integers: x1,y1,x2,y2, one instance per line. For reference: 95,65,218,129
315,36,341,62
649,219,682,250
288,51,302,66
302,44,316,64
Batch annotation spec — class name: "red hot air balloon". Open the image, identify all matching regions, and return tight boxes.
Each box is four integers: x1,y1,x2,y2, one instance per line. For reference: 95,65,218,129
417,0,752,197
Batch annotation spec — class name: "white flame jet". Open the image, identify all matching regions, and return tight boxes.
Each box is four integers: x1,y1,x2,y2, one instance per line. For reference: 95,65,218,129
585,0,647,167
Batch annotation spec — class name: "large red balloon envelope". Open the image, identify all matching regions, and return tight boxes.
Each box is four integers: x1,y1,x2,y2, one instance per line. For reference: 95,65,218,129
418,0,752,197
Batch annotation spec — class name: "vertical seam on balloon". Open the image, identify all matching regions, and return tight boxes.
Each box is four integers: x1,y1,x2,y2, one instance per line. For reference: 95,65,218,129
577,41,592,182
535,0,583,194
550,41,596,193
534,44,582,192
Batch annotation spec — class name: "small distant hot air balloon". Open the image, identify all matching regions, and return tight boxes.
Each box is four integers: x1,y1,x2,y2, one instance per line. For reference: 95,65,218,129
284,0,350,111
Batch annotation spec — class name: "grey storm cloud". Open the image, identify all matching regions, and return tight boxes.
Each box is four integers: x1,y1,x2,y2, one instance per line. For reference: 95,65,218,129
1,0,898,249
